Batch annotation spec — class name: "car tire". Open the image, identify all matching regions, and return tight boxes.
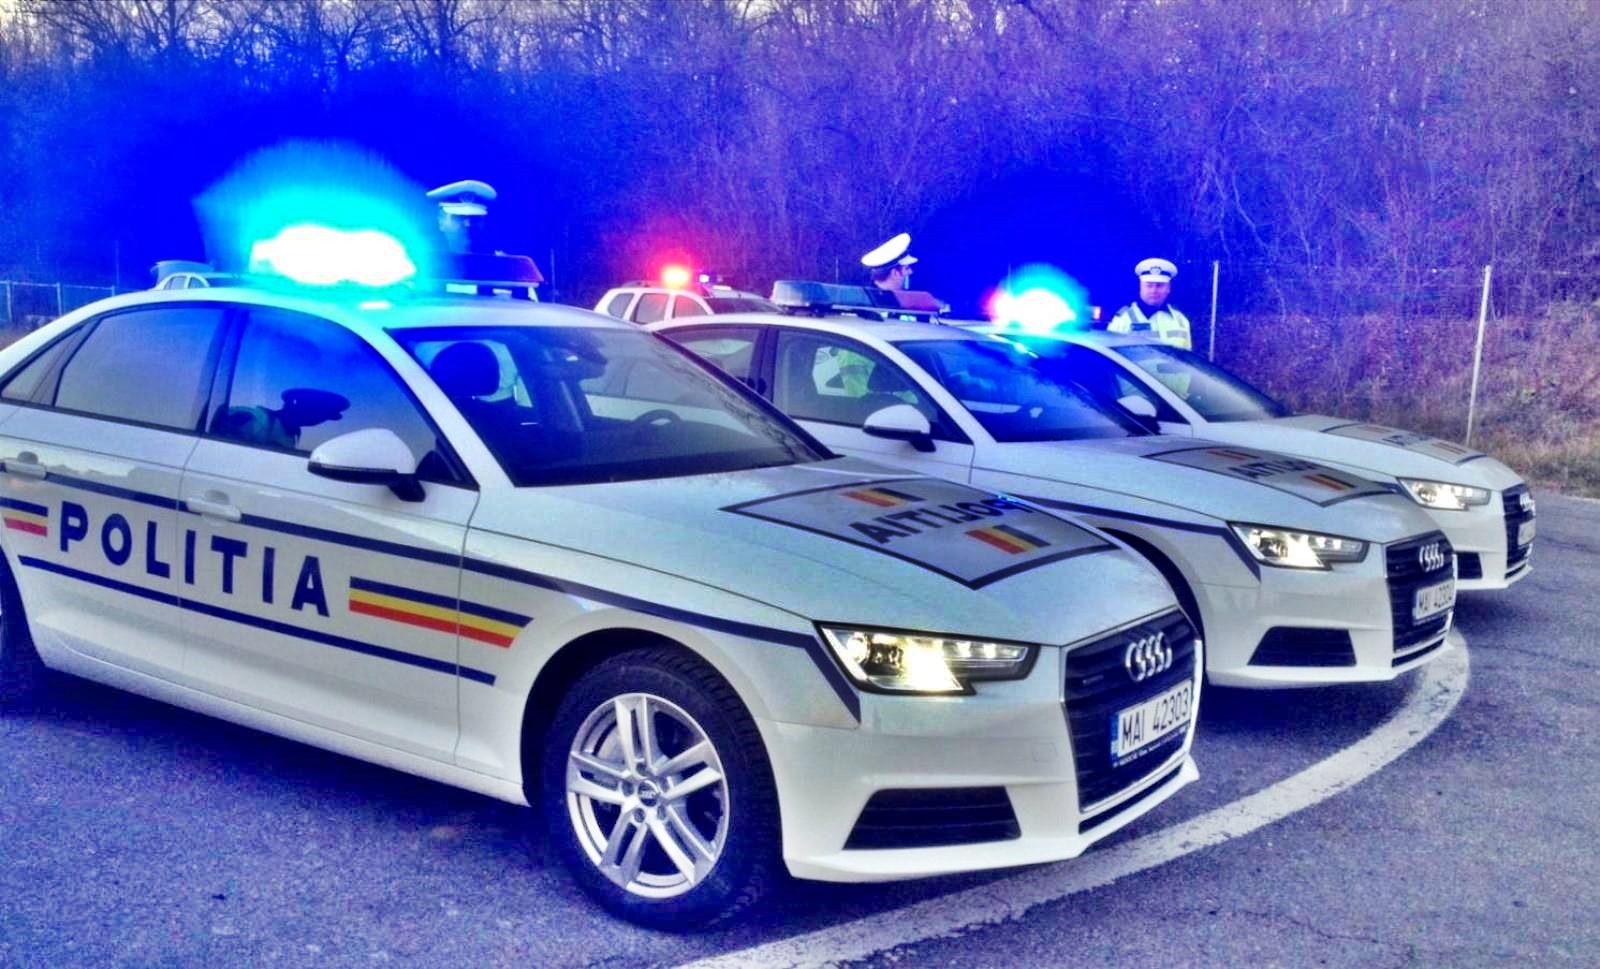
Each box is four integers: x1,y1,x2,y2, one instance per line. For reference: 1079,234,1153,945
541,646,780,930
0,553,49,709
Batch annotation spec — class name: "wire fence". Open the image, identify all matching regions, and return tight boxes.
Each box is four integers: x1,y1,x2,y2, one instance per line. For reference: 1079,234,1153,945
0,281,123,330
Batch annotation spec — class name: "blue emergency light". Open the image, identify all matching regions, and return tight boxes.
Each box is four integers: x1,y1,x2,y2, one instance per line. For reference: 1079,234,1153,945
988,264,1093,334
248,224,418,287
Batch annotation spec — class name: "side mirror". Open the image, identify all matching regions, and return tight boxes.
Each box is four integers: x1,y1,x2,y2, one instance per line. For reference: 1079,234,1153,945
308,428,425,502
1118,395,1159,419
863,403,935,453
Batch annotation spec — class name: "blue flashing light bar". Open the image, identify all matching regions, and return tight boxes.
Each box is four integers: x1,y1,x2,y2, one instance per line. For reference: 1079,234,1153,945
988,264,1092,334
249,224,417,287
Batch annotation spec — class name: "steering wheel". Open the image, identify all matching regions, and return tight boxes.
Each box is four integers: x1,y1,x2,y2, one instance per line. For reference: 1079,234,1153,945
629,408,682,429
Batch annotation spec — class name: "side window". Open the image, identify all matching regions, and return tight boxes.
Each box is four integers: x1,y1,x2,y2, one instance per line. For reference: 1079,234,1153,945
51,306,225,430
669,295,708,319
632,292,670,324
0,327,88,404
214,308,461,483
666,328,759,382
603,293,633,319
1064,346,1185,423
772,330,947,433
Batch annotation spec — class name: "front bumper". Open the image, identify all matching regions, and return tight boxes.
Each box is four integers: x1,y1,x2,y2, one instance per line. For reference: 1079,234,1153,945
764,610,1201,883
1200,532,1457,688
1425,484,1535,591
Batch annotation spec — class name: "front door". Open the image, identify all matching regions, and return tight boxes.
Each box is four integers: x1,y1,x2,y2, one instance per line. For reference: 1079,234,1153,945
179,307,478,759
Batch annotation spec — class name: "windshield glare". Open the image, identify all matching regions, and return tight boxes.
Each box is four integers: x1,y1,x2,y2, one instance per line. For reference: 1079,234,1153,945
895,338,1147,442
394,325,824,486
1118,343,1294,421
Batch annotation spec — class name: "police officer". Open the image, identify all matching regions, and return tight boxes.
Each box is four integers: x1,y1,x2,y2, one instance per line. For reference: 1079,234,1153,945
1108,258,1192,350
426,179,497,255
860,232,918,292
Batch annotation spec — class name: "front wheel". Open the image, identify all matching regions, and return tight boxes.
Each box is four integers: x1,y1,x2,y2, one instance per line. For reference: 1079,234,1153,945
541,647,781,930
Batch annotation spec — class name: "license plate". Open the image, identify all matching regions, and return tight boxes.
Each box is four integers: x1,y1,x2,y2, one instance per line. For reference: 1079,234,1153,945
1110,680,1193,765
1413,577,1456,622
1516,519,1536,547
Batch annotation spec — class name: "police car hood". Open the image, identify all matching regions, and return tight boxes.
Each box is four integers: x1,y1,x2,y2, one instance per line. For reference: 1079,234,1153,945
980,436,1433,542
1209,415,1525,489
469,457,1175,644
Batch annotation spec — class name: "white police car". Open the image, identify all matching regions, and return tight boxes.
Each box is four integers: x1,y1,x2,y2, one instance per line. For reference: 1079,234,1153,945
0,234,1201,929
650,310,1462,690
595,268,778,325
981,329,1535,590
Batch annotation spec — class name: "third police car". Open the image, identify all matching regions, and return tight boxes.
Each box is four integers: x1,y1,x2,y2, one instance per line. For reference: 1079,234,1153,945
651,302,1463,689
984,329,1536,590
0,228,1200,929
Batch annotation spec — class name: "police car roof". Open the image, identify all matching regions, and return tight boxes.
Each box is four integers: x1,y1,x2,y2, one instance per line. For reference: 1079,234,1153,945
114,283,629,335
959,323,1166,350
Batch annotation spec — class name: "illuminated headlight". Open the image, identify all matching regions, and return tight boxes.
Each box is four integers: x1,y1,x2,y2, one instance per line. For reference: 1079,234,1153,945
1229,524,1368,569
1399,478,1491,511
818,625,1037,695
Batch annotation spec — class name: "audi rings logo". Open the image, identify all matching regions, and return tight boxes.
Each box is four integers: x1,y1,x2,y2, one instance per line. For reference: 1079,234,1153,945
1124,632,1173,683
1418,542,1447,573
1519,492,1536,514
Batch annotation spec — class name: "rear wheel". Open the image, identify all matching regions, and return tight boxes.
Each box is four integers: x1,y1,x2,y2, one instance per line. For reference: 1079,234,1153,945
541,647,780,930
0,553,49,708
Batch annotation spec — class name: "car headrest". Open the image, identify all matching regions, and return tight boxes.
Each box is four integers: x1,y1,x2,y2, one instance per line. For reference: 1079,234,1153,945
430,342,500,399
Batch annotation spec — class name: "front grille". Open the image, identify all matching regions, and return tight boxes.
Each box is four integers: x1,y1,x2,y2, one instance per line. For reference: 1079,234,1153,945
1503,486,1535,573
1386,532,1455,653
1249,627,1356,667
845,787,1019,849
1064,610,1197,810
1456,552,1483,581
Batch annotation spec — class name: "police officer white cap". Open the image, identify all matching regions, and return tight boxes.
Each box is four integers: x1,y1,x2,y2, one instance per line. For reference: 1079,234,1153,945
427,179,498,217
861,232,917,269
1136,257,1178,282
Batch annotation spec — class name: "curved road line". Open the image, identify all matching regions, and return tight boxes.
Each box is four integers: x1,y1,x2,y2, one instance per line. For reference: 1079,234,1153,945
680,631,1470,969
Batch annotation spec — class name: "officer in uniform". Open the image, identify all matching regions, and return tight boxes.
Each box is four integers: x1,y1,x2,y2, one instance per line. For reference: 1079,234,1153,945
860,232,919,292
1108,258,1192,350
426,179,497,255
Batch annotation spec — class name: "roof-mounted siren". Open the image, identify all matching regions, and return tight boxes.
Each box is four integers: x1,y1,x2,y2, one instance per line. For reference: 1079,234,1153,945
430,251,546,300
769,280,944,322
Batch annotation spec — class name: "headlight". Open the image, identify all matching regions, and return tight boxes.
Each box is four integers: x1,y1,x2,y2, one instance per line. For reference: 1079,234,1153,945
818,625,1038,695
1229,523,1368,569
1399,478,1491,510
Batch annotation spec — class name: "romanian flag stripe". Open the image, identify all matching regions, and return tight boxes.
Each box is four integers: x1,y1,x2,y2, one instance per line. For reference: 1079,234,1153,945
967,526,1046,555
348,576,530,648
350,598,460,635
0,498,48,516
4,514,48,536
842,487,921,507
992,524,1050,549
1433,442,1469,454
1304,473,1354,491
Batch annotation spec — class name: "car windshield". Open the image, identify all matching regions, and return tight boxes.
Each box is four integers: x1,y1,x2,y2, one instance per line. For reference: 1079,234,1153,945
393,325,826,486
1117,343,1294,422
894,338,1148,442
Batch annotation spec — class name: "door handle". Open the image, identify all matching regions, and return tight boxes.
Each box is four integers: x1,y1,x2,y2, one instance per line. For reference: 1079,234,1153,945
2,452,48,479
183,494,242,522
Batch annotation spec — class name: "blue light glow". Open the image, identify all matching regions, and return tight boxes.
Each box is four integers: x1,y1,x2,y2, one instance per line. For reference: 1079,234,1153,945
987,264,1093,333
249,224,417,287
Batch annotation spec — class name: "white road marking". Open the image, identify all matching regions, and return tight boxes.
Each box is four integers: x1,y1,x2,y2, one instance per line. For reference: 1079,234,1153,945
679,632,1470,969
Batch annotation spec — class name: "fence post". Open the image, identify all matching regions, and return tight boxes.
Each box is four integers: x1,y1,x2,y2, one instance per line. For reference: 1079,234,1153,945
1465,264,1492,446
4,282,10,327
55,283,64,319
1208,260,1220,359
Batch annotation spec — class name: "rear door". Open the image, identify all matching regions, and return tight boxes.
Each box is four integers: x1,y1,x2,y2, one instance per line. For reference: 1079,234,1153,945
179,306,478,758
0,304,225,678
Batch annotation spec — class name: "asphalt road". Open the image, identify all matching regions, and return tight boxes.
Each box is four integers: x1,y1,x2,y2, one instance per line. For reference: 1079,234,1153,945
2,496,1596,969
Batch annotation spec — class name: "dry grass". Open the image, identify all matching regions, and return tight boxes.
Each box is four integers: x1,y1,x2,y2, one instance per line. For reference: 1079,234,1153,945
1216,301,1600,497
